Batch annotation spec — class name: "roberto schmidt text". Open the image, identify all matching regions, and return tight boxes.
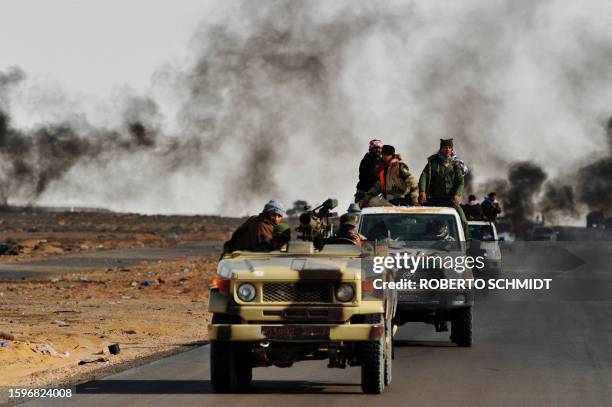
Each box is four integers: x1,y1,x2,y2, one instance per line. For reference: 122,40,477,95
373,278,553,290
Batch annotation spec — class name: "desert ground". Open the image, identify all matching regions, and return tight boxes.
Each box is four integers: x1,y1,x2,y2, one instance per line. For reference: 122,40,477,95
0,208,243,388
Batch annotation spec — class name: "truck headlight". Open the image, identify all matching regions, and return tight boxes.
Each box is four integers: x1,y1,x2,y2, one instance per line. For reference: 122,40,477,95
335,283,355,302
237,283,257,302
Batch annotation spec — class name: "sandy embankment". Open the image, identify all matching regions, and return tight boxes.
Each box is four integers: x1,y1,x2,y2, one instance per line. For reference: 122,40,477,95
0,257,217,387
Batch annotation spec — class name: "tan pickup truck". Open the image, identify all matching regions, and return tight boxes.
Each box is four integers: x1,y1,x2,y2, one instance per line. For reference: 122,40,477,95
208,241,395,394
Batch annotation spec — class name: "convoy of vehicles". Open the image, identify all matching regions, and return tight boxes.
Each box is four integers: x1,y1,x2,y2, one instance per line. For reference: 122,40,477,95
208,203,527,393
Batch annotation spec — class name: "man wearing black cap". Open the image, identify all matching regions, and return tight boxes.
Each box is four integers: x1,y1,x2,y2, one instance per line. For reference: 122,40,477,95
363,145,418,207
418,139,469,235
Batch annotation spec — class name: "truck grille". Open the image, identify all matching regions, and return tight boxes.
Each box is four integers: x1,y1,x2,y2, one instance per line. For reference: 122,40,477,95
262,282,333,303
396,268,445,284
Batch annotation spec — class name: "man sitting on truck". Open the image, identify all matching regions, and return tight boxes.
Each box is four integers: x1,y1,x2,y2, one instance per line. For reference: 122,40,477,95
363,145,418,207
481,192,502,223
221,200,285,256
326,213,362,246
462,195,484,220
355,139,384,204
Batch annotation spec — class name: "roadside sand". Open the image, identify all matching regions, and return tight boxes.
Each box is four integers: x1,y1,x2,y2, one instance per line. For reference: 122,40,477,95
0,256,217,387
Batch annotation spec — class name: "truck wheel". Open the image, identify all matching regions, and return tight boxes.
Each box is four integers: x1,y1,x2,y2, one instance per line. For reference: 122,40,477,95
384,318,393,386
210,340,234,393
450,307,472,347
234,343,253,390
210,341,253,392
361,314,385,394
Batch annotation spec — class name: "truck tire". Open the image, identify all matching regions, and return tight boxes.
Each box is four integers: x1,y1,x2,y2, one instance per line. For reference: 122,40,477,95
210,341,253,392
210,340,234,393
450,306,472,347
384,317,393,386
234,343,253,390
361,314,385,394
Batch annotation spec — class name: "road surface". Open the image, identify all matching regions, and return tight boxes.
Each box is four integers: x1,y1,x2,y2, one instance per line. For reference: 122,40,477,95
0,242,223,280
13,241,612,406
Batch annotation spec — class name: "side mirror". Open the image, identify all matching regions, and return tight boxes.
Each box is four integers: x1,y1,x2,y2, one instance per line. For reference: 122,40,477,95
497,237,505,242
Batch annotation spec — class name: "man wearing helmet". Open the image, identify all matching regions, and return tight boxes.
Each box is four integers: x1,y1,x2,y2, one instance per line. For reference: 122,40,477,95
326,213,362,246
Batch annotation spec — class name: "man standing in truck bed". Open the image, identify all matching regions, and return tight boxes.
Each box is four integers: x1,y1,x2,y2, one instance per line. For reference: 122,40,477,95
418,138,468,236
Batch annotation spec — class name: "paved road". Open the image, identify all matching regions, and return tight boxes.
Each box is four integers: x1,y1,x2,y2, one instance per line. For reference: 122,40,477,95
0,242,223,280
16,242,612,406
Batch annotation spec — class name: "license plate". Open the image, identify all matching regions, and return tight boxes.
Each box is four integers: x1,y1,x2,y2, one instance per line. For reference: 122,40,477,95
262,326,330,339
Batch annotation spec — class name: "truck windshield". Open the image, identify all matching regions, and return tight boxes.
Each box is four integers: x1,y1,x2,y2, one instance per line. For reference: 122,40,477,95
359,214,460,242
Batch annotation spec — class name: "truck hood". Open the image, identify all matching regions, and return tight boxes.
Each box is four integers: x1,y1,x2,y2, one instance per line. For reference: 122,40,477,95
218,257,362,281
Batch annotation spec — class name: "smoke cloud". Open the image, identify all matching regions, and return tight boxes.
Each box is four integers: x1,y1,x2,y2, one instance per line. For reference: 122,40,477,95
502,162,547,236
0,69,203,206
2,1,612,217
574,119,612,214
540,183,578,222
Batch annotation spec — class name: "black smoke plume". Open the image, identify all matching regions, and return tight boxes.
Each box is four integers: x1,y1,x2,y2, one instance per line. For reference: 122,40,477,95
539,183,578,222
176,1,406,207
490,162,546,237
575,118,612,214
0,68,202,206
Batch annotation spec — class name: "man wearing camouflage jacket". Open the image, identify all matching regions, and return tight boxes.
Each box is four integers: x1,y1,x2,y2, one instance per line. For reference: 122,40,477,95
365,145,418,207
418,138,469,236
221,200,284,257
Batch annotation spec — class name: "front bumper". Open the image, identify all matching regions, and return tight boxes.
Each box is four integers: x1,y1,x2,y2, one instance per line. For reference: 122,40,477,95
208,323,383,342
396,289,474,312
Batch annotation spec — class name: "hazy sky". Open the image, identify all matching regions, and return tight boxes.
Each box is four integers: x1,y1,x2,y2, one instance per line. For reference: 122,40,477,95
1,1,611,219
0,0,217,99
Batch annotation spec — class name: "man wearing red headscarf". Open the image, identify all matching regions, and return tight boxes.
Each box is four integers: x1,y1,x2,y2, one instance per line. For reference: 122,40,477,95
354,139,383,204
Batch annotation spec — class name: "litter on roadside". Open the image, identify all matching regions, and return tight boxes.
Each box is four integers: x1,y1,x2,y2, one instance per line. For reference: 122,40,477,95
78,356,108,365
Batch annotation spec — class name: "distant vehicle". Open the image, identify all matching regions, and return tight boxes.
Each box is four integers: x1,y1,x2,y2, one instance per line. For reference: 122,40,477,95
358,206,474,347
497,231,515,242
468,221,502,277
493,218,515,242
586,211,605,229
531,226,558,241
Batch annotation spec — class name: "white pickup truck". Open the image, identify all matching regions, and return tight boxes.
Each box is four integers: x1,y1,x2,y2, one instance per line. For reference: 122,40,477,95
358,206,475,347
